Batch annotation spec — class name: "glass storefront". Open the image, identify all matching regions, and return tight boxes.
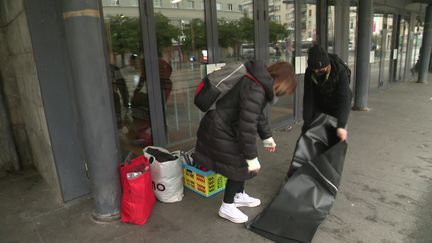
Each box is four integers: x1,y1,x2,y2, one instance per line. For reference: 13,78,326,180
396,17,409,81
102,1,152,155
268,0,296,125
348,5,357,90
101,0,406,152
381,14,394,86
301,1,317,56
218,1,254,65
370,13,384,91
152,1,207,148
327,4,335,53
410,20,423,76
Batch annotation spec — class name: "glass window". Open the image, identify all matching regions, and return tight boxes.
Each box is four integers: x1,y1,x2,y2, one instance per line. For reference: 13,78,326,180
153,2,206,148
239,5,243,11
154,0,161,8
228,4,233,11
327,5,335,53
171,3,179,8
217,1,254,65
370,13,384,91
411,21,423,70
216,3,222,11
397,18,409,80
187,0,195,9
268,0,296,124
102,3,153,156
348,5,357,89
382,15,394,85
301,2,316,55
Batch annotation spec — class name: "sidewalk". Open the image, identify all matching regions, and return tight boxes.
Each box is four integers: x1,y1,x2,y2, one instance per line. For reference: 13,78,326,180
1,80,431,243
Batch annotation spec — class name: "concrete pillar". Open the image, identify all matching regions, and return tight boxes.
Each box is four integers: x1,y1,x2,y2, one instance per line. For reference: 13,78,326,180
334,0,350,61
61,0,121,221
418,4,432,83
353,0,373,111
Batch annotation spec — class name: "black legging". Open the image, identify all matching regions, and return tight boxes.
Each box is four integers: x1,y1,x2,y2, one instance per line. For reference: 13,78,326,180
223,179,244,203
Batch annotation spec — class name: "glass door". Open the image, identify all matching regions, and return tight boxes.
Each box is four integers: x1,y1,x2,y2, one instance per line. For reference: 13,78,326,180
396,17,409,81
410,20,423,77
381,14,394,87
327,3,335,53
348,4,358,90
152,0,207,148
217,1,255,65
102,1,153,155
370,13,384,92
268,0,297,125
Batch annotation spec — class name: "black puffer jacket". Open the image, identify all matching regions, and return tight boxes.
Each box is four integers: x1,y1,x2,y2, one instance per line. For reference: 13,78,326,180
303,54,352,131
192,61,274,181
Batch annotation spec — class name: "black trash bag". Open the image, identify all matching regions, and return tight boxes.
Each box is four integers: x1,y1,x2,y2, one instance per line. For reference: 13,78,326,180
144,147,178,162
246,114,348,243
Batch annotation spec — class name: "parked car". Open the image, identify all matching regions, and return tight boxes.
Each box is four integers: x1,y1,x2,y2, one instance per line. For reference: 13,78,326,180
240,43,277,59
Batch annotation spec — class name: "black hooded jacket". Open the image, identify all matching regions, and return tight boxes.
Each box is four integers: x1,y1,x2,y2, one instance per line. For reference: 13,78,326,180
303,54,352,131
192,60,274,181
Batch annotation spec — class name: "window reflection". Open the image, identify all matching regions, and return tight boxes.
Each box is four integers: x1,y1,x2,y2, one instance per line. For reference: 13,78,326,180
153,1,207,148
382,14,393,85
301,2,317,55
217,1,254,64
268,0,297,125
397,18,409,80
348,5,357,89
268,0,296,64
328,5,335,53
102,2,153,156
411,21,423,72
370,13,384,91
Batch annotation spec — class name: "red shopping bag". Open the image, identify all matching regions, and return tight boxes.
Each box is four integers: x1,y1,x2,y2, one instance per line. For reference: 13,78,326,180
120,155,156,225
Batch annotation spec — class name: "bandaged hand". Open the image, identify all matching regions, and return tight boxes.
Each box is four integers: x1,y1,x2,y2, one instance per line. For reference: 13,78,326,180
263,137,277,152
247,157,261,172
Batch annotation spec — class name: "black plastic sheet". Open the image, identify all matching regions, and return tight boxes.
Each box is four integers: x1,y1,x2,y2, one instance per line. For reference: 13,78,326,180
247,114,348,243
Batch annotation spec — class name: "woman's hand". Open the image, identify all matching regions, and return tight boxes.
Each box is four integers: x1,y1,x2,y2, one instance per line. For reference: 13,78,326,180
336,128,348,141
263,137,277,153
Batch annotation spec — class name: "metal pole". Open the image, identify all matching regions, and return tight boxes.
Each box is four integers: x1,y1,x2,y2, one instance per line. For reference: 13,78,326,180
353,0,373,111
316,0,328,48
418,4,432,83
61,0,121,221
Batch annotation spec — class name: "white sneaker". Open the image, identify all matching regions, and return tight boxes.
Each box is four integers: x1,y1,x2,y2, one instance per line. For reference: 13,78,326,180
234,191,261,207
218,202,248,223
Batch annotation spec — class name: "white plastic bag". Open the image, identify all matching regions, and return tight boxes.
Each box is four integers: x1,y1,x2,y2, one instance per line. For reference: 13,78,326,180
143,146,184,203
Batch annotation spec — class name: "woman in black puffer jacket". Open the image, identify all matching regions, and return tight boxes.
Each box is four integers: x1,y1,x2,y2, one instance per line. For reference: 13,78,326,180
192,60,296,224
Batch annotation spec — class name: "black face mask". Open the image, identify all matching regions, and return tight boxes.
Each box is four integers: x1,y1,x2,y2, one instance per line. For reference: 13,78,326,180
314,71,327,84
314,69,327,77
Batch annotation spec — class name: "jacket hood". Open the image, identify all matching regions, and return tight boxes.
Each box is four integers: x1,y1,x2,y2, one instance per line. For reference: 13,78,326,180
328,54,342,81
244,60,274,102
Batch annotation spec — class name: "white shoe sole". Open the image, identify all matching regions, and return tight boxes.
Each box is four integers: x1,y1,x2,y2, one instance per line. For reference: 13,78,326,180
218,210,248,223
234,200,261,208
